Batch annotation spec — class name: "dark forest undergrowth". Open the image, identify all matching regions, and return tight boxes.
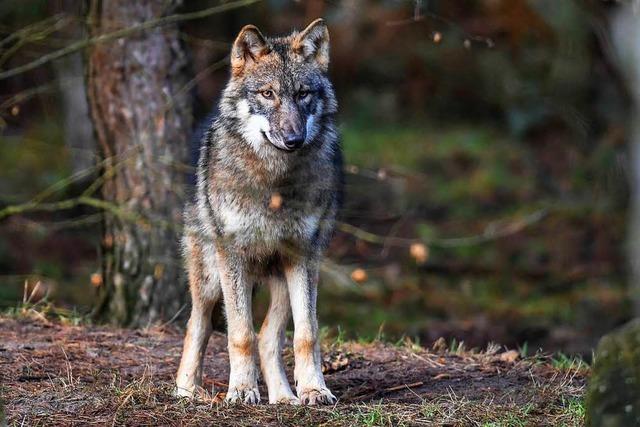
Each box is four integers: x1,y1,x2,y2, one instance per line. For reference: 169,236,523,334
0,315,587,426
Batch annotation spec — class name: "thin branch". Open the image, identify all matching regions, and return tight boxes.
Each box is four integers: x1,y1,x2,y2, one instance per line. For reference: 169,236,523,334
1,181,549,251
0,14,73,68
18,213,103,231
0,13,68,49
163,55,229,113
0,82,58,113
385,0,494,48
0,195,144,225
25,146,142,205
337,209,549,248
0,0,261,81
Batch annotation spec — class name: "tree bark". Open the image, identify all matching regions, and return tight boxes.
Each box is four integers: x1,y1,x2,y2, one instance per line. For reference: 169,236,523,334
87,0,192,326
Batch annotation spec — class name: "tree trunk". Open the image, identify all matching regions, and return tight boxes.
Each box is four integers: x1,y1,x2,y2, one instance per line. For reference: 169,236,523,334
611,4,640,316
52,0,96,175
87,0,192,326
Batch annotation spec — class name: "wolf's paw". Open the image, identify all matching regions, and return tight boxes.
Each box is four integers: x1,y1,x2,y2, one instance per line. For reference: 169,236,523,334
271,395,300,405
298,387,337,405
173,384,212,401
225,386,261,405
173,384,198,399
173,386,192,399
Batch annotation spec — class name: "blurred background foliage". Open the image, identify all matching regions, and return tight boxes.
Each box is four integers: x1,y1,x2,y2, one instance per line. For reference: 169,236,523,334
0,0,632,356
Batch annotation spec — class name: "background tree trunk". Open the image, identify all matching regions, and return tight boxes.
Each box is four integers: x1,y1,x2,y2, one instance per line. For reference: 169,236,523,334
52,0,96,175
87,0,192,326
611,4,640,316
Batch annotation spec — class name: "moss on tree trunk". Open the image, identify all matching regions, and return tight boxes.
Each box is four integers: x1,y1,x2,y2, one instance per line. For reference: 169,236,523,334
586,319,640,426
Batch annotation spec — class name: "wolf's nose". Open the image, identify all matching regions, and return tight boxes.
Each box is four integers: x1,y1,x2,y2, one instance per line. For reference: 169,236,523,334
283,135,305,150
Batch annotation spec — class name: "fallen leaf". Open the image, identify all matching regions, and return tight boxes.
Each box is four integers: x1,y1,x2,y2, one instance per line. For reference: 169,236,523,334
499,350,519,363
90,273,103,288
410,243,429,264
351,268,368,283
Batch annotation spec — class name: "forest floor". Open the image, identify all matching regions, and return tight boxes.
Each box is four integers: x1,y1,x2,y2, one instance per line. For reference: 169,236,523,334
0,315,587,426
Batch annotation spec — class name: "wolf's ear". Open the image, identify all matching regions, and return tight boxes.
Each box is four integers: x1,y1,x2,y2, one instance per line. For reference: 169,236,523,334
292,18,330,72
231,25,270,76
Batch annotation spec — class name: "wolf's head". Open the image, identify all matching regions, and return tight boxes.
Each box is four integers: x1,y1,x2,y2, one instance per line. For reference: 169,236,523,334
219,19,337,155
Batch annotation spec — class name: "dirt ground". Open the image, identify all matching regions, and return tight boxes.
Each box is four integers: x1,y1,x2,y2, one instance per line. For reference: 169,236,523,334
0,316,587,426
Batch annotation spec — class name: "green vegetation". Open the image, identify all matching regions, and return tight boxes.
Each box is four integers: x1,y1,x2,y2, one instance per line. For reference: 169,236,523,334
0,119,68,203
316,122,628,354
2,285,88,326
551,352,588,371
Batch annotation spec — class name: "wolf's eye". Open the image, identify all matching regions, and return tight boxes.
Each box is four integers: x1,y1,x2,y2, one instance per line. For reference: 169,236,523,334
260,90,274,99
297,90,310,101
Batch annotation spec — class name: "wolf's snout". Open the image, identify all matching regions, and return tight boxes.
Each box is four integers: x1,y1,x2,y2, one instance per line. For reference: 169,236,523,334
284,133,305,150
279,110,305,150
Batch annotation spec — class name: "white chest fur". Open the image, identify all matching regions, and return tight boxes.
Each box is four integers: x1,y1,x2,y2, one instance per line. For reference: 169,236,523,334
218,200,320,252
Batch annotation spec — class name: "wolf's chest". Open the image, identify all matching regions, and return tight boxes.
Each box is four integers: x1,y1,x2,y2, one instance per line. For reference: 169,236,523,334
216,199,320,252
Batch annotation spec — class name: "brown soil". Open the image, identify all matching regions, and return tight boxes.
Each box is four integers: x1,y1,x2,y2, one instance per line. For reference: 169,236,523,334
0,316,587,426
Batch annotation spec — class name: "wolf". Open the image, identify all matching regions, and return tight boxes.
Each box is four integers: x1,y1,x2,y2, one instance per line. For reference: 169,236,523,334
175,19,342,406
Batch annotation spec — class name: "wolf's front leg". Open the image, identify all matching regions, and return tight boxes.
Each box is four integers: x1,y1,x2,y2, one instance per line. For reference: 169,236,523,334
216,250,260,404
285,262,336,405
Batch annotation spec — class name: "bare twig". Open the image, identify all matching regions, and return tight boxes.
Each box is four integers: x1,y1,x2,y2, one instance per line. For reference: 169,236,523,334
0,14,73,68
384,381,424,392
385,0,494,48
0,0,260,80
337,208,548,249
0,13,68,49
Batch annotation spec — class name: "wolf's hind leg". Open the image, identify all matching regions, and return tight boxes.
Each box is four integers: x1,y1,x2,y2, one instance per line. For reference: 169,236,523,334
259,276,298,404
175,298,216,397
175,234,220,398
